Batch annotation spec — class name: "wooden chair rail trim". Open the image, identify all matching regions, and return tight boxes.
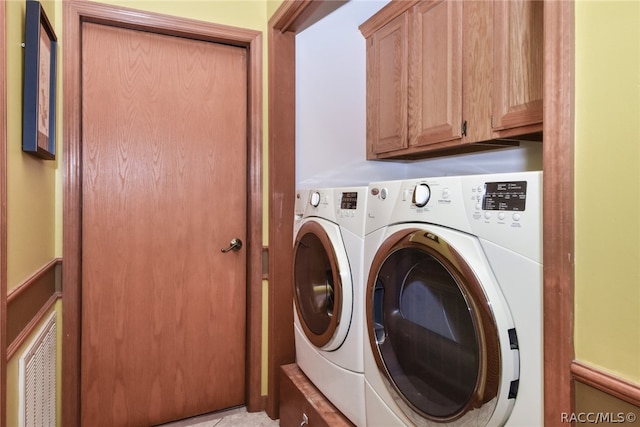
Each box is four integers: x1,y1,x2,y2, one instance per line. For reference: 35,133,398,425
6,258,61,352
572,361,640,408
7,258,60,303
7,293,60,360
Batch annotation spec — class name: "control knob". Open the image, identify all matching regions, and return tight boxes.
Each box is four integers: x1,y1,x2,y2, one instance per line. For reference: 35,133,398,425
310,191,321,207
412,183,431,207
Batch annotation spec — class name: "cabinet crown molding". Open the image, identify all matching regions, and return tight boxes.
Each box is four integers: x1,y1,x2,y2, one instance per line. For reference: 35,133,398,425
359,0,419,37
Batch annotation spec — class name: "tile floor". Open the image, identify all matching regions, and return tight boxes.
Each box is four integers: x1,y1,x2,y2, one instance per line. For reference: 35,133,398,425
159,407,279,427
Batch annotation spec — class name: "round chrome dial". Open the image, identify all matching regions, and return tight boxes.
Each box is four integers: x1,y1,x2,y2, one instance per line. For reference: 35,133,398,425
412,183,431,207
310,191,321,207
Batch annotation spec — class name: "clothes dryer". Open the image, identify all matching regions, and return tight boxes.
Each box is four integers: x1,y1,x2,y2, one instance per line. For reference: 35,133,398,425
293,187,367,426
363,172,543,426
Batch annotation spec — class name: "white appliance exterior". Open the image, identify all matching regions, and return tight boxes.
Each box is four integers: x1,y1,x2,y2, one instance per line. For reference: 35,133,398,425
293,187,368,426
363,172,543,426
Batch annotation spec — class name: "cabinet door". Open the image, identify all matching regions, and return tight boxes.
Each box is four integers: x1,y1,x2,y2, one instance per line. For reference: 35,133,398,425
409,0,463,147
492,0,543,133
365,12,409,156
461,0,494,144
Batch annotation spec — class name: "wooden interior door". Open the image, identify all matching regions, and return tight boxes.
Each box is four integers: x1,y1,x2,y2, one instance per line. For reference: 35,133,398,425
80,22,248,426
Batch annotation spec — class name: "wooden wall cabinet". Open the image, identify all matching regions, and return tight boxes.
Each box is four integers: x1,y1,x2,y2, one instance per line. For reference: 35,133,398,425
492,0,544,138
363,7,409,155
360,0,543,160
409,0,463,149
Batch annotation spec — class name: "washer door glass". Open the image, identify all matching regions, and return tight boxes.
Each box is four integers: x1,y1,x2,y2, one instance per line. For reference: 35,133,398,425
368,229,500,423
294,221,344,348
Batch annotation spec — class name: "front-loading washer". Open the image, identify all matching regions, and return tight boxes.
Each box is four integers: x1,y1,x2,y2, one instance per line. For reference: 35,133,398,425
363,171,542,426
293,187,367,426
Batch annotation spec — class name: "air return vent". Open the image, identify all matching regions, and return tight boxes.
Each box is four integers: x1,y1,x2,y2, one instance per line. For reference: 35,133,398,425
19,312,57,427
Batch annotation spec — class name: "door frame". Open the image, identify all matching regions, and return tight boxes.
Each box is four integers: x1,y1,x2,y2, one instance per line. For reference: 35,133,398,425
267,0,575,422
0,1,7,425
62,2,263,425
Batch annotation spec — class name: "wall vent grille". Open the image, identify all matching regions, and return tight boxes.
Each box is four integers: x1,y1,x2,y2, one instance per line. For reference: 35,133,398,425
19,312,57,427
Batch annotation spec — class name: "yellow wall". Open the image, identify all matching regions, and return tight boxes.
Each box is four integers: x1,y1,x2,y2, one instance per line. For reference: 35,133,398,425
6,0,58,291
6,0,58,416
267,0,284,22
6,0,60,423
574,0,640,383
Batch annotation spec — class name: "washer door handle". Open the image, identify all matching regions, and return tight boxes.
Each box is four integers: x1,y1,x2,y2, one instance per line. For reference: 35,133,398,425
221,238,243,253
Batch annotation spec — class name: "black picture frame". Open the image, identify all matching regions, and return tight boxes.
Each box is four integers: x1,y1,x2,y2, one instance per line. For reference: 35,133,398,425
22,0,57,160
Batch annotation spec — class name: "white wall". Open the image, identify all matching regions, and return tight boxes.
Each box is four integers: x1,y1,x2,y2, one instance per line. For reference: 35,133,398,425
295,0,542,189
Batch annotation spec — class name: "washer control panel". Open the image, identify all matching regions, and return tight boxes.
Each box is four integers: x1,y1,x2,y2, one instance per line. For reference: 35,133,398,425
301,187,367,237
340,191,359,210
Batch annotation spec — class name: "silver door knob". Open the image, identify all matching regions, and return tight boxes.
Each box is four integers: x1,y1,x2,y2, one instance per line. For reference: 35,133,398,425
221,238,243,253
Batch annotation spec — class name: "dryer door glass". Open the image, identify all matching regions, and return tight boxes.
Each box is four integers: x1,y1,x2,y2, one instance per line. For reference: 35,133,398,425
375,248,478,417
293,224,343,348
368,229,500,423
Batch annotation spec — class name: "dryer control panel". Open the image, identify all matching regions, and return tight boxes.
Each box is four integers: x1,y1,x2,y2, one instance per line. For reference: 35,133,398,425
366,171,542,263
463,172,542,263
482,181,527,212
